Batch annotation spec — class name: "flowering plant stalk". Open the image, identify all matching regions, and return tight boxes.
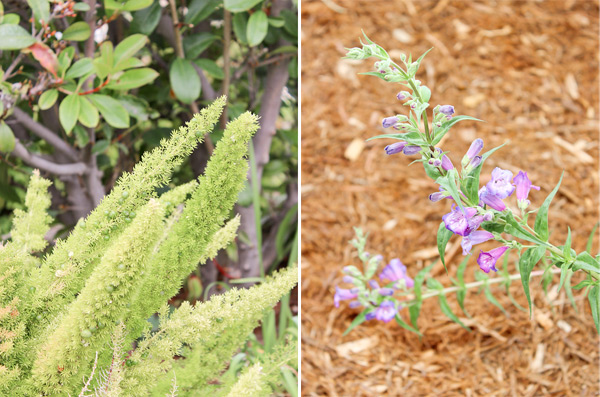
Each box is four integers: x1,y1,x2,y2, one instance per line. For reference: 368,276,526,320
335,33,600,335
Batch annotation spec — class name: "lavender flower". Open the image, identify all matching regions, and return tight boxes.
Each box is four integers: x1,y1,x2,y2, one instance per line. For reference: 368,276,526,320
479,186,506,211
368,280,380,289
382,116,398,128
366,311,376,320
429,188,451,202
461,230,494,255
378,288,395,296
439,105,455,120
486,167,515,199
442,206,480,236
441,155,454,170
428,158,442,167
374,300,397,322
468,156,482,169
334,286,358,308
396,91,409,100
349,301,362,309
379,258,414,288
403,145,421,155
477,246,509,273
513,171,540,209
342,276,355,284
466,138,484,159
385,142,406,155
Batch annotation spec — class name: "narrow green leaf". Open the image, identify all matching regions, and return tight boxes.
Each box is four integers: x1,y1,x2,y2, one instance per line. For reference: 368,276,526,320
0,24,36,50
557,262,570,294
456,255,470,316
275,204,297,261
87,94,130,128
519,245,546,316
586,222,599,253
588,286,600,334
62,21,91,41
38,89,58,110
409,265,433,329
113,34,148,69
483,284,507,315
564,270,577,311
534,172,563,241
437,222,453,273
59,94,81,134
224,0,262,12
438,294,470,331
106,68,158,90
463,142,508,203
0,121,15,153
395,314,421,335
78,97,99,128
343,309,368,336
169,58,201,104
246,10,268,47
57,46,75,75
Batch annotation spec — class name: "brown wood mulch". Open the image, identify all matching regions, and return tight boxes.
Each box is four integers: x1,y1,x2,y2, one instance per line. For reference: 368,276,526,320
300,0,599,396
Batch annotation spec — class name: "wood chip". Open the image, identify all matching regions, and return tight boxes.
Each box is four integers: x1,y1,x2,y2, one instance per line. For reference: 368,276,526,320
344,138,366,162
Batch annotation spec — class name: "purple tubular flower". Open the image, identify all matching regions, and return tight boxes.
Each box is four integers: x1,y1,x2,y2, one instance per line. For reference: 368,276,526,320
379,258,414,288
442,206,479,236
378,288,395,296
466,138,484,159
334,286,358,308
479,187,506,211
382,116,398,128
349,301,362,309
403,145,421,155
439,105,455,119
441,155,454,170
468,156,482,169
461,230,494,255
513,171,540,202
342,276,355,284
396,91,407,100
374,301,397,323
385,141,406,155
486,167,515,199
477,246,509,273
368,280,380,289
429,190,451,202
365,311,376,320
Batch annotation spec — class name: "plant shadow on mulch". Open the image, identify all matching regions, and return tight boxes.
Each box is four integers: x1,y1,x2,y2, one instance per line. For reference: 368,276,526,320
300,1,599,396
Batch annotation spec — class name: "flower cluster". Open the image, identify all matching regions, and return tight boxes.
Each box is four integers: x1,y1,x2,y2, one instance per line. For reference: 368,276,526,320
334,230,414,323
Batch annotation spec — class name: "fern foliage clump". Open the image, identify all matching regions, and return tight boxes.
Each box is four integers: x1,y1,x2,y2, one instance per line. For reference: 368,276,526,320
0,98,298,396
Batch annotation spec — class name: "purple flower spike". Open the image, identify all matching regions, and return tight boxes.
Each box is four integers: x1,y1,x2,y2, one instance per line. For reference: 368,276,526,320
403,145,421,155
466,138,484,159
368,280,380,289
486,167,515,199
382,116,398,128
334,286,358,308
441,155,454,170
374,301,397,323
479,187,506,211
513,171,540,203
442,206,479,236
378,288,395,296
439,105,455,119
461,230,494,255
385,142,406,155
477,246,509,273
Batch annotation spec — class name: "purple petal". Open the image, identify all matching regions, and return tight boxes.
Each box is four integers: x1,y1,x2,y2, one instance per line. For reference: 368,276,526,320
385,141,406,155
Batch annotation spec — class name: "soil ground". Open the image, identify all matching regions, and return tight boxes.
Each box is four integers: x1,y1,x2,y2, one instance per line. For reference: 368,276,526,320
300,1,600,396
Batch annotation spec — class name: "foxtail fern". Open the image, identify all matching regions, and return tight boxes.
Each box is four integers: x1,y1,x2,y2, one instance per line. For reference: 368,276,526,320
0,98,298,396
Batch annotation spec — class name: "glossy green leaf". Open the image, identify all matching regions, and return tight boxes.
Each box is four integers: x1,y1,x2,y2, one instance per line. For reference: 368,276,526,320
437,222,453,273
268,16,285,27
113,34,148,69
224,0,262,12
247,10,268,47
343,308,368,336
28,0,50,23
59,94,81,134
78,97,99,128
194,58,224,79
1,14,21,25
0,121,15,153
118,96,150,121
38,89,58,110
519,245,546,316
534,172,563,241
73,124,89,147
183,33,217,59
280,9,297,37
0,24,36,50
92,139,110,154
72,2,90,11
87,94,130,128
62,21,91,41
270,45,298,55
130,1,161,35
169,58,201,104
94,41,114,79
588,285,599,334
105,0,152,11
106,68,158,90
114,57,145,71
185,0,220,24
57,47,75,75
65,58,94,79
232,12,248,44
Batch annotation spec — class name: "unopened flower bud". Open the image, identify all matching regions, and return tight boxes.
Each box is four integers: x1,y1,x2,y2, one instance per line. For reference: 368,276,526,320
343,276,355,284
402,145,421,155
385,141,406,155
439,105,455,120
396,91,410,101
441,155,454,171
368,280,380,289
378,288,395,296
382,116,398,128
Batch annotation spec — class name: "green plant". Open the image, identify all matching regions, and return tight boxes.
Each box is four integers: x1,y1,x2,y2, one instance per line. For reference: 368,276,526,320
0,97,297,395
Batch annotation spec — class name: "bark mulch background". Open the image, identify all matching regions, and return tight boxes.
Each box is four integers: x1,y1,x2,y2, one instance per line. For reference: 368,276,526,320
300,1,599,396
